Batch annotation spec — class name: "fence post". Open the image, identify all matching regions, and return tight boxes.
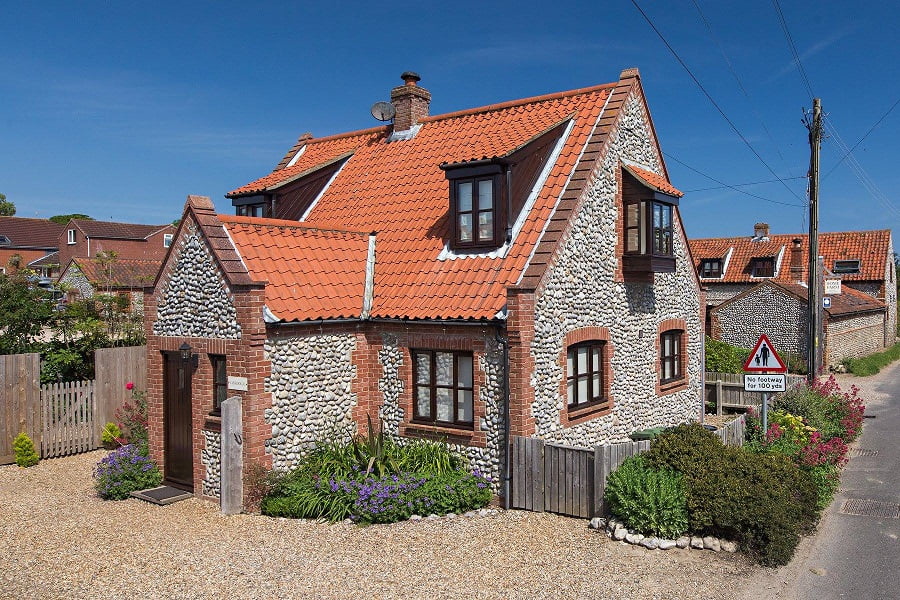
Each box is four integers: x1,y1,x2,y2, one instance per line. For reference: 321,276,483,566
715,379,724,416
220,396,243,515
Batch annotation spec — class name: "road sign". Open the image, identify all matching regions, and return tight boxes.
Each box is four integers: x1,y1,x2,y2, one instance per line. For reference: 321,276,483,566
742,334,787,373
744,374,787,392
823,297,832,309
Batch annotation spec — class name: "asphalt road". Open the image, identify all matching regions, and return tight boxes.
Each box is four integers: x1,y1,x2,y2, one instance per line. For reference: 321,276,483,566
740,362,900,599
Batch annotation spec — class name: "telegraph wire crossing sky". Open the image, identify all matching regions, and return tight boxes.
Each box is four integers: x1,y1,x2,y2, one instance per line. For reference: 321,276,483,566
1,1,898,239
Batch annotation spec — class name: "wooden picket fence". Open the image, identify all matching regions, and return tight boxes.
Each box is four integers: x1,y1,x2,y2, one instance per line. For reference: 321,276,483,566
0,346,145,464
510,415,747,518
41,380,97,458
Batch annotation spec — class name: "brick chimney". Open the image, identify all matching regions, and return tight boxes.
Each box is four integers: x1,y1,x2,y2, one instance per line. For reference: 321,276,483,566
789,237,805,281
390,71,431,133
753,222,770,240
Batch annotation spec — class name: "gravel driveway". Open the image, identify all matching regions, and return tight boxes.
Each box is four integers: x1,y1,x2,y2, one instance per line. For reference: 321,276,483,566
0,451,758,599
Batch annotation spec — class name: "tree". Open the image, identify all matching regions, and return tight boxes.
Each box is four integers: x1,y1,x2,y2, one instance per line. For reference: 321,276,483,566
0,193,15,216
0,270,53,354
49,213,93,224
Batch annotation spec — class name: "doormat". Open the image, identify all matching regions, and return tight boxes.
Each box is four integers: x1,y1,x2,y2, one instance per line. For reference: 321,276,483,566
131,485,193,505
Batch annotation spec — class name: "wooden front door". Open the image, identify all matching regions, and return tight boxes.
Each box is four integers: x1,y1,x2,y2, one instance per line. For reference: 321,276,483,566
163,352,193,490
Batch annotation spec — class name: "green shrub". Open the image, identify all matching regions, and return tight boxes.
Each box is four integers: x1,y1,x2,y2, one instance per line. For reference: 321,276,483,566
605,455,688,539
773,383,843,440
705,337,750,374
644,423,818,566
806,463,840,511
13,432,39,467
93,444,162,500
100,422,122,446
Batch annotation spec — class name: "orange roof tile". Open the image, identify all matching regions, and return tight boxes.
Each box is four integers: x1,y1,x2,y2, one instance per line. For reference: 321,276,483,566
690,230,891,284
718,280,885,318
222,81,631,322
221,216,370,321
623,164,683,197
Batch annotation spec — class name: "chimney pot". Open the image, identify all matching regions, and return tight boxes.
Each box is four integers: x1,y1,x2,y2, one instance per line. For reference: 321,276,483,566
401,71,421,86
753,222,770,238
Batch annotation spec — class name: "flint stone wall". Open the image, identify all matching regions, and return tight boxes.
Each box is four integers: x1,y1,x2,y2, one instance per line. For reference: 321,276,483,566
377,335,505,490
201,429,221,498
264,334,358,471
713,286,806,355
533,93,703,448
827,312,886,365
153,227,241,339
59,265,94,299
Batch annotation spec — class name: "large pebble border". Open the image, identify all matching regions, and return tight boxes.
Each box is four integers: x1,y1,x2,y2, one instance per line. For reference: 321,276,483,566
589,517,738,553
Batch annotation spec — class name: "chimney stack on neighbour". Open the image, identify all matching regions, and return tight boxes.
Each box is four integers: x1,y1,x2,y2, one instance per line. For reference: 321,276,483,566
790,237,805,281
390,71,431,133
753,222,770,239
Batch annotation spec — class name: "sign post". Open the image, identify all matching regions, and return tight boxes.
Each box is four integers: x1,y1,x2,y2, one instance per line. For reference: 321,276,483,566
742,334,788,433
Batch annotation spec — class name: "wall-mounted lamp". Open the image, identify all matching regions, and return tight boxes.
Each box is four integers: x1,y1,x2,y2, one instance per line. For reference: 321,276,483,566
179,342,192,362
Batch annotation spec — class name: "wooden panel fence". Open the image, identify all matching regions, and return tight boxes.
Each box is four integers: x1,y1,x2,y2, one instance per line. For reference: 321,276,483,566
41,381,97,458
0,353,41,464
0,346,146,464
510,415,748,518
705,371,805,415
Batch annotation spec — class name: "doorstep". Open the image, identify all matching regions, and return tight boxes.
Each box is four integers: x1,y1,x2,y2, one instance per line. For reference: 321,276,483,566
130,485,194,505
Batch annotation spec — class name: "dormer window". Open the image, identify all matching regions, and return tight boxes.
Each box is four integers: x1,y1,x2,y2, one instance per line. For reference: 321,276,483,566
67,229,76,244
751,257,775,278
833,259,860,274
621,167,679,275
443,162,505,250
700,259,722,278
233,194,268,218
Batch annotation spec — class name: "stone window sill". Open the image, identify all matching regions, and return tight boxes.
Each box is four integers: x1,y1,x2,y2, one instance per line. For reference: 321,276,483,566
402,422,477,444
566,402,611,425
659,379,688,396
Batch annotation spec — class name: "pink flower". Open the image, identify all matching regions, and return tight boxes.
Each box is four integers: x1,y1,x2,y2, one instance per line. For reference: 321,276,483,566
125,382,134,391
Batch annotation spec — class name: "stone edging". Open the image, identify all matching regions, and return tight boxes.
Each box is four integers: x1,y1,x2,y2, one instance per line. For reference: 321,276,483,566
589,517,738,553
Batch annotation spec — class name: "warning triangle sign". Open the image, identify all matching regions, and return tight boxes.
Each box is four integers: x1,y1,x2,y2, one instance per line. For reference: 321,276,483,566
743,334,787,373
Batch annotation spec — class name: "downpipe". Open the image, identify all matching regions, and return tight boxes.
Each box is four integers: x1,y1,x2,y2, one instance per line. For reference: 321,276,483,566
494,325,511,509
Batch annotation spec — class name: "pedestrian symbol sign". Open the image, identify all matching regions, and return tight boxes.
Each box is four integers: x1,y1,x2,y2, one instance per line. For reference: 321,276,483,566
742,334,787,373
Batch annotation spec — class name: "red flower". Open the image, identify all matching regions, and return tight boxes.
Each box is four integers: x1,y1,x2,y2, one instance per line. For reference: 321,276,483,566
125,382,134,390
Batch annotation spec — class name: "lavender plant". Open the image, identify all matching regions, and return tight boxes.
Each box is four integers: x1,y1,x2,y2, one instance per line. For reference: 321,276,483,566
93,444,162,500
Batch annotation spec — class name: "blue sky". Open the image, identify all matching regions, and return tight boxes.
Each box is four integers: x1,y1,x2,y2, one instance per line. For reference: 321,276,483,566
2,0,899,239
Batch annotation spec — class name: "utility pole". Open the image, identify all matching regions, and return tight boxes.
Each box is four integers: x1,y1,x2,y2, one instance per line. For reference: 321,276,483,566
806,98,822,381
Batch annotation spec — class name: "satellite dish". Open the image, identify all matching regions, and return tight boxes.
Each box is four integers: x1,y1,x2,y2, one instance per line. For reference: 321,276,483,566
370,101,396,122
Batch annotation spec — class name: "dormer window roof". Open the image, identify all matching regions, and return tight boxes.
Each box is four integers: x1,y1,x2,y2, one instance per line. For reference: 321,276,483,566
833,259,861,274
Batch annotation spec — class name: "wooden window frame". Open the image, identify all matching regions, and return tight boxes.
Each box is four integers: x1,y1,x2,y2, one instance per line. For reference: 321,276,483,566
443,162,505,251
659,330,684,385
751,257,775,278
210,354,227,416
411,349,475,429
236,204,264,218
700,259,722,278
566,341,608,412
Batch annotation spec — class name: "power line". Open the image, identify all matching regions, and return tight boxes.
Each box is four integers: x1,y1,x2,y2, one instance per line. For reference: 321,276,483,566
630,0,807,205
663,151,806,208
683,176,806,193
822,96,900,181
771,0,815,99
690,0,788,165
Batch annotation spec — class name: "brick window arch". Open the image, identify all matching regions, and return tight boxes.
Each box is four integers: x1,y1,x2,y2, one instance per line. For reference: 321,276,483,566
657,318,689,395
559,327,614,425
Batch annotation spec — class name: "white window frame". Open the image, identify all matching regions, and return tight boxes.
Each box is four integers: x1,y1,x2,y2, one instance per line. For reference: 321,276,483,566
163,233,174,248
67,229,76,244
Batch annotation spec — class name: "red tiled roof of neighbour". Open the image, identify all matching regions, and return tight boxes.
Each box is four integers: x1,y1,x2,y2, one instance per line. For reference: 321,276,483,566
754,281,885,317
623,164,683,197
223,79,671,322
220,216,370,321
690,230,891,284
0,217,65,249
28,251,60,267
71,258,162,289
73,219,173,240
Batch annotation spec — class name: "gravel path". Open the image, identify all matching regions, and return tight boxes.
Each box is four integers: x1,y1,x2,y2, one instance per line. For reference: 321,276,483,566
1,451,757,599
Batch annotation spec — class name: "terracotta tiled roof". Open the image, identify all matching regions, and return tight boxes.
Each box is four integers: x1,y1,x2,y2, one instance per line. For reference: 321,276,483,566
221,216,370,321
763,281,884,317
0,217,65,249
623,164,683,197
225,80,666,321
70,258,162,289
73,219,172,240
690,230,891,284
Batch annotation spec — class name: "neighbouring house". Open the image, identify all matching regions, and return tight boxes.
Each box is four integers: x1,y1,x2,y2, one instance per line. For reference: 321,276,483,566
0,216,65,283
57,219,176,304
691,223,896,367
145,69,703,505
